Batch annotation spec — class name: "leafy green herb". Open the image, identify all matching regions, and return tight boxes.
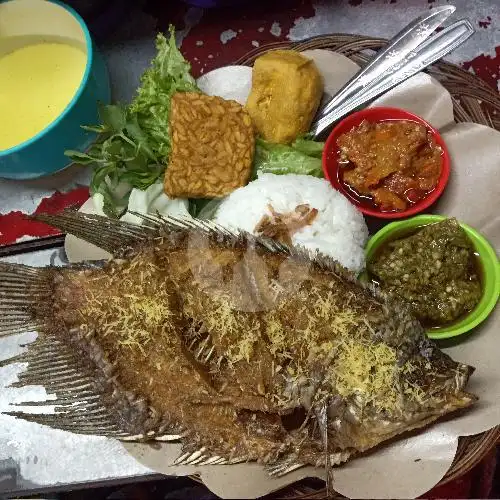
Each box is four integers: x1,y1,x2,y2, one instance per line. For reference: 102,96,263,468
65,27,198,217
253,137,325,179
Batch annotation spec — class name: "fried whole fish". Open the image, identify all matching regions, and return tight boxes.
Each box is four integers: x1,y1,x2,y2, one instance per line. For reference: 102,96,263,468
0,211,476,477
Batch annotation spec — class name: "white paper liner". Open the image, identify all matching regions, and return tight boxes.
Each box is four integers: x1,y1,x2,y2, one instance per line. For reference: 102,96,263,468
436,122,500,248
65,198,112,262
197,65,253,105
63,49,499,499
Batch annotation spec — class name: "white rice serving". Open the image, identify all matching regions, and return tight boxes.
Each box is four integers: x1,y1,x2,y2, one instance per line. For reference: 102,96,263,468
213,173,369,273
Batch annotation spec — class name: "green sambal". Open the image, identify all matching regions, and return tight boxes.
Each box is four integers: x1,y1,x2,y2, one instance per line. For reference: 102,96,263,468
368,218,482,326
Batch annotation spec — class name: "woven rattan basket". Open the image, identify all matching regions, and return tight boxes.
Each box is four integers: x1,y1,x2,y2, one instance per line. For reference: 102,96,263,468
234,34,500,498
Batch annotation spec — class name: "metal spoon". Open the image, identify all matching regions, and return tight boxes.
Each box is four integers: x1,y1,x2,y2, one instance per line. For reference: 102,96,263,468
311,19,475,138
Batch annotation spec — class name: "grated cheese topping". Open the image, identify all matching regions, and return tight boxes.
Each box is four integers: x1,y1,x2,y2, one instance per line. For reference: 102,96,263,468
78,256,174,355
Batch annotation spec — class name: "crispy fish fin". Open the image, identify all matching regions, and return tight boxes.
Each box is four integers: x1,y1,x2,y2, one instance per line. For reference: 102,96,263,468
33,211,156,257
4,332,183,440
264,449,352,477
3,334,184,440
34,209,290,258
5,333,131,438
33,210,233,255
0,263,48,337
265,461,305,476
173,446,246,466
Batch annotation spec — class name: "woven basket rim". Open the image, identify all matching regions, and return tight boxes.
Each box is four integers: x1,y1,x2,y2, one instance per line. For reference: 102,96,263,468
233,33,500,499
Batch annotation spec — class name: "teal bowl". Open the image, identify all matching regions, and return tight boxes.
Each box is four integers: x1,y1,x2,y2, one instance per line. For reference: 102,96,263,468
0,0,110,179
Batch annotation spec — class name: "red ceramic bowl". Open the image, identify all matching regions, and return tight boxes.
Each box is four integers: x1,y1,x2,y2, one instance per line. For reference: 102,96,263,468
322,107,451,219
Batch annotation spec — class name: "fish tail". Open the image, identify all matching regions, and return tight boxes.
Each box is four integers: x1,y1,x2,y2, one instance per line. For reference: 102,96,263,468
0,262,51,338
0,261,180,440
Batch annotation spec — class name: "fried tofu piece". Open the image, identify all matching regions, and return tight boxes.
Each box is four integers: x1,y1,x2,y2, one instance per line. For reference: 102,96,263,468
165,92,255,199
246,50,323,144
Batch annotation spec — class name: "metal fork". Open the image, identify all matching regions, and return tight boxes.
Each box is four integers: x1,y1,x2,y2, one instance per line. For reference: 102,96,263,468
311,19,475,138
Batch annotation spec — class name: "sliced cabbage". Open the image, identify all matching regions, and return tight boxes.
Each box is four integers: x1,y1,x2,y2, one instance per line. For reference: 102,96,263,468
119,182,191,225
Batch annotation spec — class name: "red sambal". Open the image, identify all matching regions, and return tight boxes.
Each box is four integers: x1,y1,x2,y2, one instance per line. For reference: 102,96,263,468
337,119,443,212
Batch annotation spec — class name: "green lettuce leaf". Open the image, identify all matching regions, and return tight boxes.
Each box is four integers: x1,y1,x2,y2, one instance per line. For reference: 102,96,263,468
290,136,324,158
253,137,325,179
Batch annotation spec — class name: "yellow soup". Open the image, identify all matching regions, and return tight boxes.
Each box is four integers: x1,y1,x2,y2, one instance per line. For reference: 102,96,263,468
0,42,86,150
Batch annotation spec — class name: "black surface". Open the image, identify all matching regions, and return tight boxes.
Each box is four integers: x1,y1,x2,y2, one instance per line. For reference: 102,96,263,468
0,235,65,258
63,0,131,44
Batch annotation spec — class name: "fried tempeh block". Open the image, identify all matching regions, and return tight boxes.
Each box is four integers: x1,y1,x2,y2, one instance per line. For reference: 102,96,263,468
165,92,255,199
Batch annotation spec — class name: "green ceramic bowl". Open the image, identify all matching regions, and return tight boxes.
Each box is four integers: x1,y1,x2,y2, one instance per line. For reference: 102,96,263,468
365,215,499,340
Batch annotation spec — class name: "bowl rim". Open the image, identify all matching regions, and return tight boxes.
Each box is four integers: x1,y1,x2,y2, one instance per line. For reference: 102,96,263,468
0,0,93,157
364,214,500,340
322,106,451,220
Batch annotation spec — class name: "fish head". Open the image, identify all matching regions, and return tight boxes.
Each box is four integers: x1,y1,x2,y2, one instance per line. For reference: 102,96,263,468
319,335,476,454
